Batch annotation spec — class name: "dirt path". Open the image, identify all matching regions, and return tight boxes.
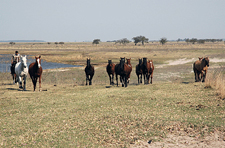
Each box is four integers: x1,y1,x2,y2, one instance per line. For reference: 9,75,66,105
131,131,225,148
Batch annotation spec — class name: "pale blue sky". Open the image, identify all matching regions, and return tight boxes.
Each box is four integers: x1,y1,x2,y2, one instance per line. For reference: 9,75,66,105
1,0,224,42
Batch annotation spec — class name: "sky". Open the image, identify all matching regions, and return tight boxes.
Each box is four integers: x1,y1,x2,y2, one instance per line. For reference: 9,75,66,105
1,0,225,42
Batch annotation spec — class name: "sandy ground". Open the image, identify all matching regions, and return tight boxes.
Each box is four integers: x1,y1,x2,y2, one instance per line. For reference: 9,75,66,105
131,131,225,148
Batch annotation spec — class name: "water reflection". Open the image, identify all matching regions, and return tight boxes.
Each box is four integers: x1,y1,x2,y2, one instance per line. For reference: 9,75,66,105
0,54,81,73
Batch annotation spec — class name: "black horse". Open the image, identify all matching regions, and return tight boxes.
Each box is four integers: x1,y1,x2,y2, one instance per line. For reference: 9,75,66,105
85,58,95,85
136,58,143,84
11,61,17,84
115,57,125,87
106,60,115,85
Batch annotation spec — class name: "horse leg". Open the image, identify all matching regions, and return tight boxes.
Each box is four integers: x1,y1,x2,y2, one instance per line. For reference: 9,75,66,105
150,73,153,84
32,77,37,91
89,74,93,85
116,74,118,86
111,74,114,85
125,76,128,87
23,76,26,91
86,74,89,85
39,75,42,91
137,74,140,84
143,74,146,84
121,76,124,87
108,73,112,85
202,70,207,82
18,76,23,89
140,74,142,84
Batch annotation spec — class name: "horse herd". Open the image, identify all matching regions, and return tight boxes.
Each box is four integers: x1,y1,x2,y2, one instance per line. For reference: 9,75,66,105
85,57,154,87
10,55,210,91
86,56,209,87
11,55,42,91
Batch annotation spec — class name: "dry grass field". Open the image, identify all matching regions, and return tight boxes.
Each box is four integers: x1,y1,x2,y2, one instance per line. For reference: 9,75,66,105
0,42,225,147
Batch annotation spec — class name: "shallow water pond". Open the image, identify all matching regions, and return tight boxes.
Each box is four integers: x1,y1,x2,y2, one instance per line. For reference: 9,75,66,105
0,54,81,73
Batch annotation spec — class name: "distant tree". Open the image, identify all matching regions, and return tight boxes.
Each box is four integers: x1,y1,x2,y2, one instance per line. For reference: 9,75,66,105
177,38,181,43
59,42,64,45
92,39,101,45
9,42,15,45
185,38,190,44
190,38,197,44
115,38,130,45
132,35,148,45
160,37,167,45
211,39,216,43
55,42,58,45
197,39,205,44
47,42,51,44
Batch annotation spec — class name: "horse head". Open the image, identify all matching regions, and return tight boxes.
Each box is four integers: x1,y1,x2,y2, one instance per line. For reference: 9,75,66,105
21,55,27,69
87,58,91,67
143,57,147,67
120,57,125,69
108,59,112,64
203,57,209,67
138,58,142,65
126,58,131,65
198,57,203,61
35,55,41,68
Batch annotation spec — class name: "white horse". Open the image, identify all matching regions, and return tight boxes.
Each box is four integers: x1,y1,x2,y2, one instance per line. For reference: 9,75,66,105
15,55,28,90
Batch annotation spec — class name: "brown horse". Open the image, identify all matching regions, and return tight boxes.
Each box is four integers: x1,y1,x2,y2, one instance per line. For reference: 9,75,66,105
29,55,43,91
147,60,154,84
126,58,132,84
142,58,154,84
136,58,143,84
193,57,209,82
85,58,94,85
106,60,115,85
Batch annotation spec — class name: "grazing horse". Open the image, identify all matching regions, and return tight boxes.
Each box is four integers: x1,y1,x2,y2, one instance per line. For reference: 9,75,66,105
85,58,94,85
193,57,209,82
115,57,125,87
136,58,143,84
106,60,115,85
29,55,43,91
15,55,28,90
147,60,154,84
11,61,17,84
